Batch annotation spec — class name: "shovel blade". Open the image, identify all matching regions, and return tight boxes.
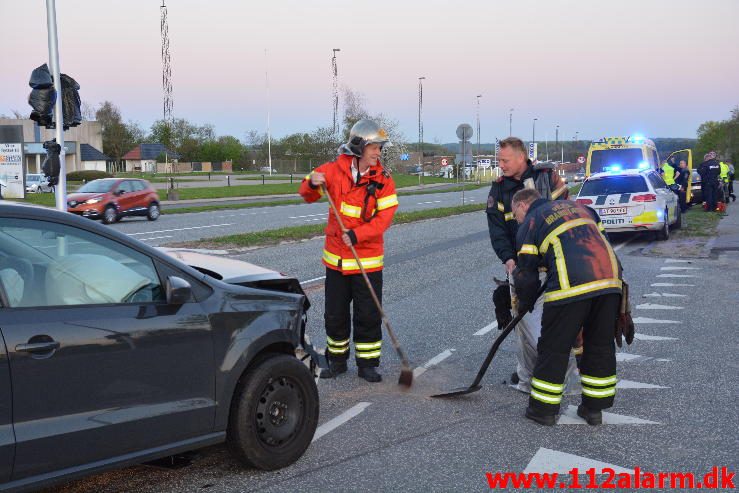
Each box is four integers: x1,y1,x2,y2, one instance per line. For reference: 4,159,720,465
430,385,482,398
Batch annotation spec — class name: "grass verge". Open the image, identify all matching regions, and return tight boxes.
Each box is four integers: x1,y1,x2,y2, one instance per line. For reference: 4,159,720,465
671,206,721,238
169,203,486,249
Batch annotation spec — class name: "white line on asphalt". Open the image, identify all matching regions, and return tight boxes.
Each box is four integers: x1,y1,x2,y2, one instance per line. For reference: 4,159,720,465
643,292,688,298
656,274,697,278
612,236,636,252
631,317,682,324
650,282,694,287
664,259,692,263
635,303,684,310
312,402,371,442
300,276,327,286
138,235,174,241
127,223,235,236
474,321,498,336
633,333,678,341
660,266,700,271
413,349,455,378
290,213,329,219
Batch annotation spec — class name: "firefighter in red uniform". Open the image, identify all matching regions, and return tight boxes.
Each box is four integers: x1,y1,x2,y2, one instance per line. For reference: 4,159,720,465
299,120,398,383
511,188,627,426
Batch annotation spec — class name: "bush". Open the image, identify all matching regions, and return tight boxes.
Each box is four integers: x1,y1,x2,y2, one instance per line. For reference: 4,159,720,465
66,170,112,182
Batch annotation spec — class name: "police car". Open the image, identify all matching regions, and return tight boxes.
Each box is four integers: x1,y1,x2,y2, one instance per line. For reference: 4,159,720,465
575,168,681,240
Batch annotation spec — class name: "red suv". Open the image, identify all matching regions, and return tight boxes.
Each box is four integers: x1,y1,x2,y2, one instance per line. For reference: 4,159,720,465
67,178,161,224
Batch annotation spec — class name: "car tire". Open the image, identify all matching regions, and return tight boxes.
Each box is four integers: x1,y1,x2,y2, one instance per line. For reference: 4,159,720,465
147,202,160,221
227,354,319,471
673,208,682,230
656,209,669,241
102,205,118,224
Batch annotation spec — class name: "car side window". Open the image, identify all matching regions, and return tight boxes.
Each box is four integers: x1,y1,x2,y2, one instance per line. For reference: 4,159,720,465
118,181,135,194
132,181,146,192
648,173,667,190
0,218,165,308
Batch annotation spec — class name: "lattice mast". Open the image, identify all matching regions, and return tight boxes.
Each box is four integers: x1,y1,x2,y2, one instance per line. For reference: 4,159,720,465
160,1,174,123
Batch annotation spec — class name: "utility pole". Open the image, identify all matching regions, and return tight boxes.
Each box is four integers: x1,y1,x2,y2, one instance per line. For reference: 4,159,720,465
332,48,340,139
418,77,425,168
509,108,514,136
545,132,549,161
532,117,538,144
265,49,272,175
160,1,174,124
45,0,66,211
476,95,482,158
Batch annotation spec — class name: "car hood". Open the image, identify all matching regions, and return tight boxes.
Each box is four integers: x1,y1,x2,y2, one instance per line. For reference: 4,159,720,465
158,247,280,283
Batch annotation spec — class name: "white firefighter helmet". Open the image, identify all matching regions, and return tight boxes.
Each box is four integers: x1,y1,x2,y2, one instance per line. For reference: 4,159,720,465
339,119,392,157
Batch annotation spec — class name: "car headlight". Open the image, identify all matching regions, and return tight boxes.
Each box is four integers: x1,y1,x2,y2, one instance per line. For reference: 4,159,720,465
84,198,102,205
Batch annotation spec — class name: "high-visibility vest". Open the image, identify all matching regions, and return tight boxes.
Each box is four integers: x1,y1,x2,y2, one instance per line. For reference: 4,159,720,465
661,163,676,185
719,162,729,183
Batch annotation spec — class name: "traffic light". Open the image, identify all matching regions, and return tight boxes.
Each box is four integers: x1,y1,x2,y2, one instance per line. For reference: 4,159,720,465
41,140,62,186
27,64,82,130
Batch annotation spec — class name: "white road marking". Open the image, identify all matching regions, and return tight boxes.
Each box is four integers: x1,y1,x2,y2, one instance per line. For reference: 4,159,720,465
127,223,235,236
632,317,682,324
289,213,329,219
616,353,642,361
613,236,636,252
417,200,442,205
524,448,634,474
660,266,700,271
633,333,678,341
300,276,327,285
138,235,174,241
651,282,694,287
635,303,684,310
656,274,697,278
473,321,498,336
643,292,688,298
656,358,672,362
413,349,455,378
665,259,692,263
557,405,660,425
617,379,669,389
312,402,371,442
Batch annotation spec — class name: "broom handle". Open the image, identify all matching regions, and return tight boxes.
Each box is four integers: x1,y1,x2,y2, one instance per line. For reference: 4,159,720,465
320,183,409,364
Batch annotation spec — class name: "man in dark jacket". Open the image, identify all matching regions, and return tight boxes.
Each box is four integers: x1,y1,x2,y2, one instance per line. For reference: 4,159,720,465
511,188,623,426
698,151,723,212
485,137,573,393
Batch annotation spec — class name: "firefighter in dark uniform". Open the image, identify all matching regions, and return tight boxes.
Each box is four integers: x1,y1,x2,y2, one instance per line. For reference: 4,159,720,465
511,188,625,426
485,137,572,392
299,120,399,383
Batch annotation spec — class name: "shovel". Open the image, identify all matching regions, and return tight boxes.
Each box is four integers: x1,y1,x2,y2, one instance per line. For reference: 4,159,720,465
431,284,546,398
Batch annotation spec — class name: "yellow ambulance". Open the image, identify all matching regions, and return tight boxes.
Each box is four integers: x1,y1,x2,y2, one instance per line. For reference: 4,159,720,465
586,135,660,177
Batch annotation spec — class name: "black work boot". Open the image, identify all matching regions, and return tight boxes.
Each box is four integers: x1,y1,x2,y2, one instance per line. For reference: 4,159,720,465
357,366,382,383
577,404,603,426
525,407,556,426
510,372,520,385
319,360,348,379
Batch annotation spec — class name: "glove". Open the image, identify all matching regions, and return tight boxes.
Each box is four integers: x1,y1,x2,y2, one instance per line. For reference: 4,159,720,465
492,284,513,330
512,267,540,315
615,281,636,347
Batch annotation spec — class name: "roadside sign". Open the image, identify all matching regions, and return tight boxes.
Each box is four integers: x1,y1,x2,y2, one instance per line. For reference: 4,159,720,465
528,143,538,160
495,139,500,154
577,155,586,164
400,153,410,161
441,158,448,166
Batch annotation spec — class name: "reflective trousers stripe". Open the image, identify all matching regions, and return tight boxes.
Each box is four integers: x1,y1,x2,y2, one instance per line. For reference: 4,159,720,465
355,341,382,351
582,386,616,398
531,377,564,393
531,389,562,404
580,374,618,386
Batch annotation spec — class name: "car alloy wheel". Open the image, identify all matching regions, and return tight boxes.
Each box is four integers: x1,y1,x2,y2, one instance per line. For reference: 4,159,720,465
147,203,160,221
103,206,118,224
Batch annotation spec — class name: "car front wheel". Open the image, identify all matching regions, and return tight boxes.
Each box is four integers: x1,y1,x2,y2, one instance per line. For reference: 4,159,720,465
227,354,319,470
102,205,119,224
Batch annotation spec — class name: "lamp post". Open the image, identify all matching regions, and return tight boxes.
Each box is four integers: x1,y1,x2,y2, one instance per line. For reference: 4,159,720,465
532,117,538,144
331,48,340,139
509,108,514,136
418,77,425,168
476,95,482,158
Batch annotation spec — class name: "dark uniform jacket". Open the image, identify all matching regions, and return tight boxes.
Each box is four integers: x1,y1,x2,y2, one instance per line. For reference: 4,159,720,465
486,162,569,264
698,159,722,185
514,199,622,308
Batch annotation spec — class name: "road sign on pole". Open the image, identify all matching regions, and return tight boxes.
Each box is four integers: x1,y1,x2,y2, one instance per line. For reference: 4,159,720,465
528,142,538,161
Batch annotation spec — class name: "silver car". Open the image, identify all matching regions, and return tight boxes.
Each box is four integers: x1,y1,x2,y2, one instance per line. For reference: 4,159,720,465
25,174,53,193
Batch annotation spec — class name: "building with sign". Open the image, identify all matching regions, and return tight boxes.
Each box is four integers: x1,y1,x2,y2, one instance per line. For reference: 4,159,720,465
0,118,110,175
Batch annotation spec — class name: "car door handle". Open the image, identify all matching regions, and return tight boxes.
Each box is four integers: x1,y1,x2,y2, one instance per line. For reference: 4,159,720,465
16,341,60,354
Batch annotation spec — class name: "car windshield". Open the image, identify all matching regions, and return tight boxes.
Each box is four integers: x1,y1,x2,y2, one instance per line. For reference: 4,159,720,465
77,180,116,193
589,148,646,174
580,176,649,196
26,175,40,182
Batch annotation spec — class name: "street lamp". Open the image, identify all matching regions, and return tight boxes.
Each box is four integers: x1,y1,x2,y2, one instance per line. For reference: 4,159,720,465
532,117,538,144
418,77,425,168
331,48,340,138
509,108,514,136
476,95,482,158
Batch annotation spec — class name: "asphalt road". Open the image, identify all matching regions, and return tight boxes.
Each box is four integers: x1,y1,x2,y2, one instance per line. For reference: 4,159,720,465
108,186,490,246
46,210,738,492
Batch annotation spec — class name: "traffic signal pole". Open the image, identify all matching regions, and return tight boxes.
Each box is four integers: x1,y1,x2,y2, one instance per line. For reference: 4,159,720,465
46,0,66,211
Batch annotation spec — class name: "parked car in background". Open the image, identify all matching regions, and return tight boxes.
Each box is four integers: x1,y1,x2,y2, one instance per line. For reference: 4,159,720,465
67,178,160,224
25,174,53,193
689,169,702,204
573,172,586,183
0,203,320,491
576,169,681,240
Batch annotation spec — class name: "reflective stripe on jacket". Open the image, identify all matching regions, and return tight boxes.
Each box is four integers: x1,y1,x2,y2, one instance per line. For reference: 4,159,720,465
299,154,398,274
515,199,622,305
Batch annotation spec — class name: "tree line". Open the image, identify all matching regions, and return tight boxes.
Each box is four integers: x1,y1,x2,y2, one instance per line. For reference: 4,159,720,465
695,107,738,164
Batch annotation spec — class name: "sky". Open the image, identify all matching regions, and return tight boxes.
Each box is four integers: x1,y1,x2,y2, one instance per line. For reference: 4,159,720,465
2,0,738,144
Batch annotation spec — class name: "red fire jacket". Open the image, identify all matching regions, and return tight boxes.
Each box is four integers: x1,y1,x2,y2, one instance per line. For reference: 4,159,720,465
299,154,398,274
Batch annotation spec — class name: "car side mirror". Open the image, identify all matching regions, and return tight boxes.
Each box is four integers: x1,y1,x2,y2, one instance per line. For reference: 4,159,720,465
115,190,125,196
166,276,192,305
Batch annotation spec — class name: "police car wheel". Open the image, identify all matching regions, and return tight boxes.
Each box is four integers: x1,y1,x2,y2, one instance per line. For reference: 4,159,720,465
227,354,319,470
656,209,669,241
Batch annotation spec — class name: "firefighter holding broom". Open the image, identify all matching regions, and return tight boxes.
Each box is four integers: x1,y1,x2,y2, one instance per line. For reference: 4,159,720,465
299,119,399,383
